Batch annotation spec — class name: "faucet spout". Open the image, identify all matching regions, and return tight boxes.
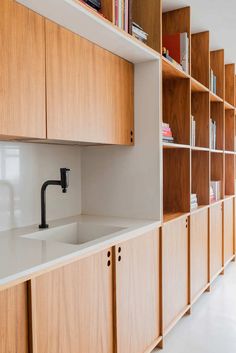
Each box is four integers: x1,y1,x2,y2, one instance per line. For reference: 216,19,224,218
39,168,70,229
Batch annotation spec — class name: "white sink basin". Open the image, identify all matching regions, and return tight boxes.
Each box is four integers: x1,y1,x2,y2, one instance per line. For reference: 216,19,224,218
22,222,124,245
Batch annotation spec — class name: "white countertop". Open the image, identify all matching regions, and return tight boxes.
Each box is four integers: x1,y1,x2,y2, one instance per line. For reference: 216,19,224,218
0,215,160,288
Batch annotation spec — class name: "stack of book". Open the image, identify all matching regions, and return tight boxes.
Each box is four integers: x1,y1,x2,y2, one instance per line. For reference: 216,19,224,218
162,32,189,73
162,47,183,71
210,181,221,202
210,69,217,94
162,123,174,143
210,119,217,149
81,0,101,11
191,115,196,146
191,193,198,210
132,22,148,43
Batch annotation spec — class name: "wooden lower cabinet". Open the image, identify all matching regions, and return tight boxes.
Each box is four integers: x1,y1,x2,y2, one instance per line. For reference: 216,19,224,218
162,217,189,333
210,202,223,280
190,208,209,301
223,198,234,265
0,283,29,353
31,249,114,353
115,230,161,353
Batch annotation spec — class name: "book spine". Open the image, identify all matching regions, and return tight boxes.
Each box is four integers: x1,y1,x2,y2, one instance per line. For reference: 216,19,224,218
124,0,129,32
115,0,118,25
180,33,189,74
128,0,132,34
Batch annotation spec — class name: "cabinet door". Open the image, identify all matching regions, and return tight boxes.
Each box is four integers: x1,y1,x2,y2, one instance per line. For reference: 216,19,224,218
115,230,161,353
0,0,46,138
210,202,223,279
0,283,29,353
162,217,189,332
190,208,208,301
223,198,234,265
45,20,134,145
32,249,114,353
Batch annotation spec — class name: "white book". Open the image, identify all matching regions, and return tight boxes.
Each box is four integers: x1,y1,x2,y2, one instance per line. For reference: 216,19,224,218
180,33,189,74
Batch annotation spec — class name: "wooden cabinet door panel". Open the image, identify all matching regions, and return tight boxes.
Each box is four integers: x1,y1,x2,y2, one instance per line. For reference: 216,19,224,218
32,249,114,353
162,217,188,332
210,202,223,279
115,230,161,353
0,0,46,138
0,283,29,353
46,20,134,144
190,208,208,301
224,198,234,264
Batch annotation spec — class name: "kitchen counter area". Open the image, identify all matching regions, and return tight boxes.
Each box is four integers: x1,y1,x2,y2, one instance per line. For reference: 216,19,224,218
0,215,161,288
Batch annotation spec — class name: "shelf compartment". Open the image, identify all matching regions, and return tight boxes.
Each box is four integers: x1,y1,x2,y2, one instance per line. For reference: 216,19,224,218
163,142,190,149
191,78,209,93
211,151,224,200
16,0,159,64
210,102,224,151
132,0,161,53
210,91,223,103
163,148,190,214
225,64,235,107
192,150,210,206
162,57,189,80
162,6,191,75
163,78,191,145
191,31,210,88
225,154,235,195
191,92,210,148
210,49,225,100
225,109,235,152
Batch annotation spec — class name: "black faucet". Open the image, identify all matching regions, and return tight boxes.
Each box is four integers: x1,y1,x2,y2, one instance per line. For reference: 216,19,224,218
39,168,70,229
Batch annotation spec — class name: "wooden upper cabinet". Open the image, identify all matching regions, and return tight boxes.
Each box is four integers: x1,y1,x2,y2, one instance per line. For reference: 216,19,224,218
115,230,161,353
0,283,29,353
31,248,114,353
45,20,134,145
0,0,46,138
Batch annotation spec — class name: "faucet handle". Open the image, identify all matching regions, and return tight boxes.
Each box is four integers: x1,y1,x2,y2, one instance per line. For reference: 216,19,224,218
60,168,70,193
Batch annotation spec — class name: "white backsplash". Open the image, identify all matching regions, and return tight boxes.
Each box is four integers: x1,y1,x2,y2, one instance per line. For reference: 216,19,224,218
0,142,81,231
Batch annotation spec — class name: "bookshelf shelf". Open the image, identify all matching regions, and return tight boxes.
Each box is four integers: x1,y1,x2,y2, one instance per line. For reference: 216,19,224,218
162,57,189,80
163,211,190,224
225,64,235,106
191,31,210,88
191,146,210,152
191,78,209,93
190,205,209,214
224,101,235,110
210,91,224,103
162,142,190,149
210,49,225,99
225,109,235,152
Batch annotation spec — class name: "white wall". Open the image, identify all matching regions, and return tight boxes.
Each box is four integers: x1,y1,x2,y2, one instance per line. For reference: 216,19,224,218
81,60,162,221
0,142,81,231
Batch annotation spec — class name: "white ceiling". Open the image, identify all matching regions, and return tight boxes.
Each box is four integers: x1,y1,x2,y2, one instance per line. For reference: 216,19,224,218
163,0,236,65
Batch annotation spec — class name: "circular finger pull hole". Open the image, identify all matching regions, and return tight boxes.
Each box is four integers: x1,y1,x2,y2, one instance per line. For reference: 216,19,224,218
118,247,121,253
130,130,133,136
131,138,133,143
107,260,111,267
118,256,121,262
107,251,111,258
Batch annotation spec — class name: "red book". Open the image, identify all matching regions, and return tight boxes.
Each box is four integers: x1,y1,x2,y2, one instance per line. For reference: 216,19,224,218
162,33,181,65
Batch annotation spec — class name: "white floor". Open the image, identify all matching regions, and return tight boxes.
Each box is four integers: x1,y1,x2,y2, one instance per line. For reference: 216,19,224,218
153,261,236,353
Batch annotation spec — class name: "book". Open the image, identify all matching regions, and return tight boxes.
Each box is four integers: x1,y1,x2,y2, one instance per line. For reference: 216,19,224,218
191,193,198,210
162,33,189,73
132,22,148,43
211,181,221,201
210,119,216,149
82,0,101,11
162,122,174,143
191,115,196,147
210,68,217,94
